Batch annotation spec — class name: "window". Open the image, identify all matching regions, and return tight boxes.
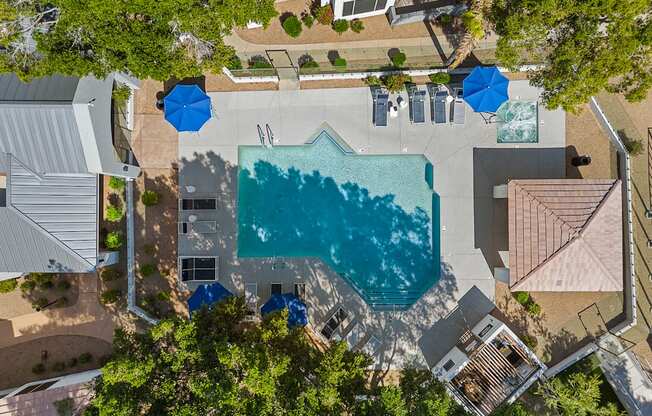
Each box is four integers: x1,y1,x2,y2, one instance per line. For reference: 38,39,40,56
343,1,354,16
271,283,282,295
346,0,385,15
180,257,218,281
181,198,217,210
443,359,455,371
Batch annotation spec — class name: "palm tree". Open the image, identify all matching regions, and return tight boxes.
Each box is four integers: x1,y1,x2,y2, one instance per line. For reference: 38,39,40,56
447,0,492,69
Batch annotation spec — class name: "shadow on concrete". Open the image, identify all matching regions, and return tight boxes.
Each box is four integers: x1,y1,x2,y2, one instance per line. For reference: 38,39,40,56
417,285,495,368
472,147,566,278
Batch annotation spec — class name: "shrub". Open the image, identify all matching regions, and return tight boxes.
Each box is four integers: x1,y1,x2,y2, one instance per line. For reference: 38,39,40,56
0,278,18,293
20,279,36,292
56,279,71,291
350,19,364,33
381,73,412,93
526,302,542,316
111,84,131,106
225,55,242,70
333,57,347,67
301,13,314,28
364,75,382,86
314,5,333,25
54,397,74,416
101,289,121,305
143,244,156,256
67,357,78,367
248,55,273,69
79,352,93,364
438,14,453,25
32,363,46,374
52,361,66,372
32,297,49,310
141,190,159,206
391,51,407,67
100,268,122,282
139,263,157,277
108,176,125,190
105,231,123,249
98,354,112,366
55,297,68,307
300,58,319,69
462,11,484,39
31,273,54,289
105,204,124,222
282,14,302,38
521,334,538,349
429,72,451,84
623,136,644,155
332,19,348,34
157,291,171,302
513,291,530,306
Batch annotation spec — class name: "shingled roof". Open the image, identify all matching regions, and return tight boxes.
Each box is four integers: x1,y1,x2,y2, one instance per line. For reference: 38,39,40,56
508,179,623,292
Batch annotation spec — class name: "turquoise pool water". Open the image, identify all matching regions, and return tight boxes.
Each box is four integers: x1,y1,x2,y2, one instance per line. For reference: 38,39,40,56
237,131,440,310
496,101,539,143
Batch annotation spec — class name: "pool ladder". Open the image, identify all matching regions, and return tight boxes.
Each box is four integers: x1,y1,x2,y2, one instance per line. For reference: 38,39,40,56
257,124,275,147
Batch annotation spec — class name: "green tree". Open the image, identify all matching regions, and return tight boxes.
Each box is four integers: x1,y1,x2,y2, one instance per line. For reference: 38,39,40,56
491,0,652,112
537,371,624,416
1,0,278,80
86,297,372,415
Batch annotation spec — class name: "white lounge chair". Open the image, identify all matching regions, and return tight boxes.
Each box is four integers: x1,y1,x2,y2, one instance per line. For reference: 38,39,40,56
345,322,365,349
452,87,465,125
245,282,258,315
360,335,382,356
320,306,350,340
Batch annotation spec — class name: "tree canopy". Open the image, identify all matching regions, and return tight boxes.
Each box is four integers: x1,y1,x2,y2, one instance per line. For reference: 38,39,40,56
0,0,277,80
491,0,652,112
85,297,469,416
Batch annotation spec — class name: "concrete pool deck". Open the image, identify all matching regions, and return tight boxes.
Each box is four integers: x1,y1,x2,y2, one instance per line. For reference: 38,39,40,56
177,81,566,369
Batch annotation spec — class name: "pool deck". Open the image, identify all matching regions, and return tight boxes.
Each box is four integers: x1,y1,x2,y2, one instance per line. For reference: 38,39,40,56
177,81,566,369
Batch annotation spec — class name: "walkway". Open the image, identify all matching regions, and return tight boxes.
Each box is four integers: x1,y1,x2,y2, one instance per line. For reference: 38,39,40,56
597,335,652,415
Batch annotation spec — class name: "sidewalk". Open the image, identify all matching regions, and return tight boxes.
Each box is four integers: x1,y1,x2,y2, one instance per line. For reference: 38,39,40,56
597,335,652,415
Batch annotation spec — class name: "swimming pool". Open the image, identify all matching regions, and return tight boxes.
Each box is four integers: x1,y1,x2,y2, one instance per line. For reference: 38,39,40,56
496,101,539,143
237,131,440,310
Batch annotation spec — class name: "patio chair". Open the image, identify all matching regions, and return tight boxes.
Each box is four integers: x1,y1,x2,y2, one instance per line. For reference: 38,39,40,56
373,90,389,127
428,85,448,124
320,306,349,340
452,87,465,125
345,322,365,349
294,283,306,300
245,282,258,315
271,283,282,295
360,335,382,356
408,86,426,124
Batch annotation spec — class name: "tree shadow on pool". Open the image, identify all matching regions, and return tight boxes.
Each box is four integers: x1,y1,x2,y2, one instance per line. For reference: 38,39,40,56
238,160,440,308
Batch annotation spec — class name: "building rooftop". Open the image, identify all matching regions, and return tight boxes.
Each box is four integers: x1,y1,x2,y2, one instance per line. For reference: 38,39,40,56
508,179,623,292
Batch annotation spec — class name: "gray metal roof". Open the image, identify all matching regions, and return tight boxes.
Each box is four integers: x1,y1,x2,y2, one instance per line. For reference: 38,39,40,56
0,73,79,102
0,103,88,174
8,156,97,268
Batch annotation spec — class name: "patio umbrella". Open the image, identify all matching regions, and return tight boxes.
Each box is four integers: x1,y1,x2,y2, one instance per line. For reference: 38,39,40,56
463,66,509,113
261,293,308,327
187,282,233,315
164,84,212,132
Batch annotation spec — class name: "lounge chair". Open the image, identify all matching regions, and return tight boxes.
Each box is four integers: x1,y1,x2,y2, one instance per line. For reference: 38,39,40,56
408,86,426,124
452,87,465,125
245,283,258,315
373,91,389,127
271,283,282,295
294,283,306,300
320,307,350,340
360,335,382,356
345,322,365,349
428,85,448,124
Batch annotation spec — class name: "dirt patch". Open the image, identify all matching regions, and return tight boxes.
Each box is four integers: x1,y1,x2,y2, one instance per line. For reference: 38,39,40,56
236,0,453,45
0,275,80,319
0,335,112,390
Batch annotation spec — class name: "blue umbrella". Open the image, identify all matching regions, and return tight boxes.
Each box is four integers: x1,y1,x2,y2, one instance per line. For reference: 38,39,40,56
187,282,233,315
164,84,212,132
261,293,308,327
463,66,509,113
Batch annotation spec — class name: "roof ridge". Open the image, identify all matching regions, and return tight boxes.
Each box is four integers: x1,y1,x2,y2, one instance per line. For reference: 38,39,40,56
512,179,620,289
8,155,95,268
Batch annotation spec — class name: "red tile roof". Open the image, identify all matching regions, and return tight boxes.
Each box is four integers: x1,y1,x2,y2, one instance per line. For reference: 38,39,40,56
508,179,623,292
